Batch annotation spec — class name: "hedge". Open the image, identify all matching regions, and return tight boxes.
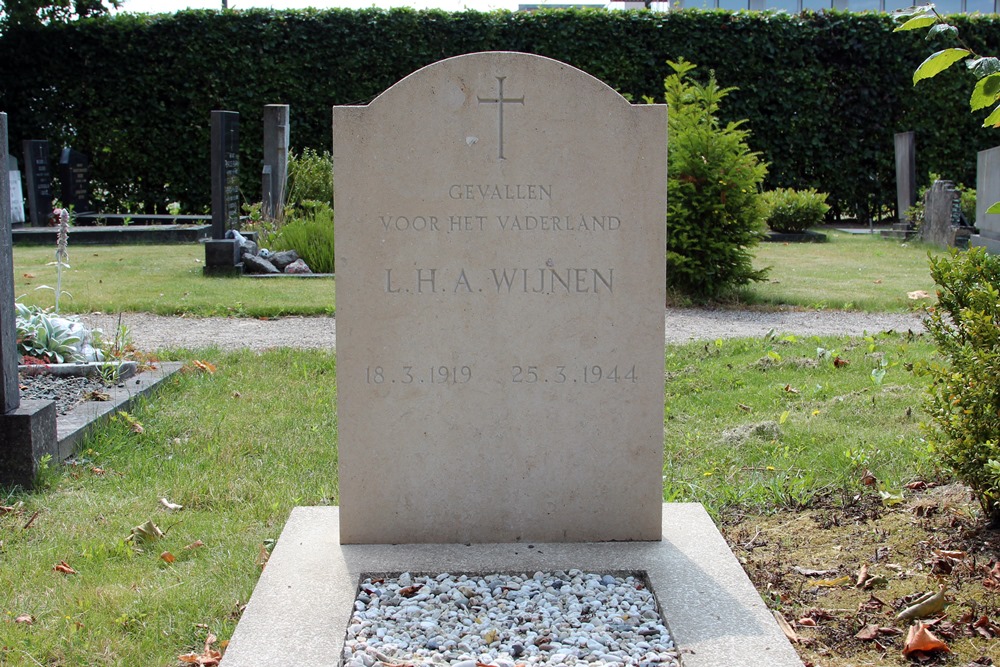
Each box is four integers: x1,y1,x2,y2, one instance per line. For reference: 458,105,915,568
2,8,999,219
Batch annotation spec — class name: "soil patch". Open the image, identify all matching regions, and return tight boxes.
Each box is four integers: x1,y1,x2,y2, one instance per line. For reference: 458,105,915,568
722,486,1000,666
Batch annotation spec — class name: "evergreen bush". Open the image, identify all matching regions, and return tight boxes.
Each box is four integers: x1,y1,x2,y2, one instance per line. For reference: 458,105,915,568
920,247,1000,523
270,202,335,274
663,60,768,301
762,187,830,234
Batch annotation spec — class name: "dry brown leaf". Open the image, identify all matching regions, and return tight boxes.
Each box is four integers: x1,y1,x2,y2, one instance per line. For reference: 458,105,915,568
902,622,950,658
793,566,838,577
856,624,881,641
256,543,270,569
861,469,878,487
856,563,870,588
13,614,34,625
23,273,35,279
53,560,77,575
783,384,799,394
185,540,205,550
399,585,422,598
192,360,217,374
773,610,800,644
797,617,817,627
161,551,176,563
833,356,850,368
907,290,932,300
127,520,165,543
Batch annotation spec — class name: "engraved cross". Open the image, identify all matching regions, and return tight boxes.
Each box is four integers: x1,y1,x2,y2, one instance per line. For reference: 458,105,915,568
477,76,524,160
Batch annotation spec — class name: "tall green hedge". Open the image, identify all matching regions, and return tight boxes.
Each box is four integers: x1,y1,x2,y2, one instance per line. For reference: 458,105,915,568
2,8,999,218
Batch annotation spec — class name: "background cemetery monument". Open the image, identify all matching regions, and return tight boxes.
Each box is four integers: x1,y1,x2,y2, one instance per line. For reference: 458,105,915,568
224,52,803,667
203,110,242,275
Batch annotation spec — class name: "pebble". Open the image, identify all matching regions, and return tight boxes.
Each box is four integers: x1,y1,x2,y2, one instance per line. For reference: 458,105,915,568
342,571,679,667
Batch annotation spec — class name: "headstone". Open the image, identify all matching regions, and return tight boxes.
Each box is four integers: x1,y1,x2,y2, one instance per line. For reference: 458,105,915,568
205,111,241,274
262,104,289,220
58,147,93,213
334,52,666,545
895,131,916,222
0,114,57,488
211,110,240,240
920,179,972,249
21,140,52,226
7,155,24,224
972,145,1000,254
0,115,17,413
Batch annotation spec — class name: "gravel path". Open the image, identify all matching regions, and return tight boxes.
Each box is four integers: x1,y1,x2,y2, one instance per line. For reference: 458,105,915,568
79,309,925,352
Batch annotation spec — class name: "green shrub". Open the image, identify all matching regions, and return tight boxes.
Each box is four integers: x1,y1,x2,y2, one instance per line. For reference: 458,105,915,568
270,202,335,274
920,247,1000,523
286,148,333,212
663,60,768,301
762,188,830,234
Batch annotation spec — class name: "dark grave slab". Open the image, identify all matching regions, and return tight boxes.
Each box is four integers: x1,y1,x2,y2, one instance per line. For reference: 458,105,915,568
58,147,93,214
22,140,52,226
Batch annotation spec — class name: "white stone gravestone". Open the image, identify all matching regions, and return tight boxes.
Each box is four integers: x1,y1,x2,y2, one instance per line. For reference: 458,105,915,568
222,53,804,667
7,156,24,224
973,145,1000,254
335,51,666,545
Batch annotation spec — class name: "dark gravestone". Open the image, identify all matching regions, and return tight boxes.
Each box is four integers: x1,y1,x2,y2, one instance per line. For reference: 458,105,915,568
895,132,916,222
8,155,24,224
58,148,93,213
1,113,58,488
920,180,972,249
0,116,16,413
211,110,240,240
262,104,289,220
205,111,241,275
22,140,52,226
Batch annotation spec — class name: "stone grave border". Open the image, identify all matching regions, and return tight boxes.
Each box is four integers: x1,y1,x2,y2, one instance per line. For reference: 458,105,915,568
222,504,804,667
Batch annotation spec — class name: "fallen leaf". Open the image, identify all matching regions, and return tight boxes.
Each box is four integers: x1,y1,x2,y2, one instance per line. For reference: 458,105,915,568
907,290,932,300
856,563,870,588
184,540,205,550
897,587,948,621
399,585,422,598
161,551,176,563
127,520,165,544
53,561,77,574
23,273,35,279
737,403,752,412
773,610,800,644
856,624,881,640
861,469,877,486
902,621,950,658
833,356,850,368
23,510,39,530
0,505,15,514
873,279,883,284
192,360,217,374
14,614,34,625
85,390,110,401
232,391,241,398
797,617,817,627
90,467,106,476
783,384,799,394
256,543,270,569
160,498,184,511
905,480,929,491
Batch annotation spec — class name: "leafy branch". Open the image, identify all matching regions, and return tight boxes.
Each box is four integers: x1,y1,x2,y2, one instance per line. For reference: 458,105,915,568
895,4,1000,213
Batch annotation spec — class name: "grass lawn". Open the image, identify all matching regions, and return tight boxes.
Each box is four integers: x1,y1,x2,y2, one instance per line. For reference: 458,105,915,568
11,244,334,317
742,230,942,312
2,331,977,666
12,231,937,317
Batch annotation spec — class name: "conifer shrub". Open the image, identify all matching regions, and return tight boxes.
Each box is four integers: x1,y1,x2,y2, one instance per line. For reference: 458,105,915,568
762,188,831,234
920,247,1000,523
662,60,769,301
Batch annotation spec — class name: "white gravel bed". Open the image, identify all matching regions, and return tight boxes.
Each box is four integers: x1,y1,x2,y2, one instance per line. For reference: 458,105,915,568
78,308,925,352
343,570,678,667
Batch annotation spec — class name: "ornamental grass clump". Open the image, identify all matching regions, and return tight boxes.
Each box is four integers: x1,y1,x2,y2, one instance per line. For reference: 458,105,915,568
661,60,769,301
762,188,831,234
919,247,1000,524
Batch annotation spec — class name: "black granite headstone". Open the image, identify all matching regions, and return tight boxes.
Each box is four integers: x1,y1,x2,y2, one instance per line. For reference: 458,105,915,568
22,140,52,226
58,147,92,213
1,115,19,413
211,111,240,240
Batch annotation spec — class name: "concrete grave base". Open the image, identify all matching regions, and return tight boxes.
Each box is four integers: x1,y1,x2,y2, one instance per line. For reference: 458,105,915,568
222,504,803,667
